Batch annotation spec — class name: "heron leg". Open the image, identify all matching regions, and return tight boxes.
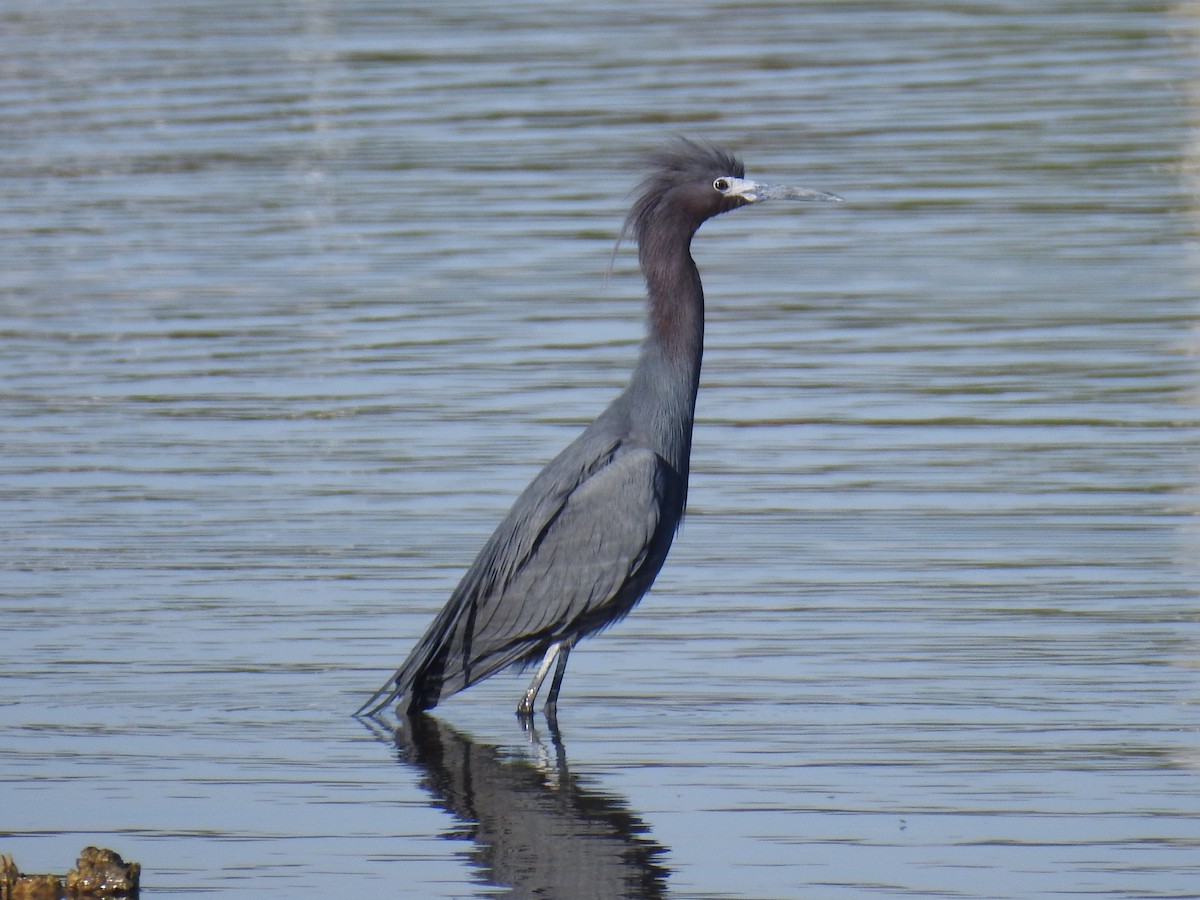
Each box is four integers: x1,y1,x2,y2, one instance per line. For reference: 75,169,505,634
517,640,568,717
544,643,572,712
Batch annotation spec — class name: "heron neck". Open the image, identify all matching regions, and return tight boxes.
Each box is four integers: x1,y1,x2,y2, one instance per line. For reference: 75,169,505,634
639,229,705,372
625,229,704,475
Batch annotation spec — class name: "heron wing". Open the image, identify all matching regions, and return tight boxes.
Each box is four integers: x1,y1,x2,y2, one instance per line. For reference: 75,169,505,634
430,440,676,690
360,434,682,714
469,442,675,650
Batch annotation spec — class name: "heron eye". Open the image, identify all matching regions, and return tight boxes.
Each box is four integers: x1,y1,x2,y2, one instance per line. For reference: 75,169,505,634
713,177,731,193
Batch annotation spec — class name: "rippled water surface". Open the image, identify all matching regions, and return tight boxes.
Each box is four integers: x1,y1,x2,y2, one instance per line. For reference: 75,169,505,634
3,1,1200,897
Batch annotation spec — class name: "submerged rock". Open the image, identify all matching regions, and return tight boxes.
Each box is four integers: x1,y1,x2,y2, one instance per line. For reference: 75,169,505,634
1,847,139,899
65,848,139,897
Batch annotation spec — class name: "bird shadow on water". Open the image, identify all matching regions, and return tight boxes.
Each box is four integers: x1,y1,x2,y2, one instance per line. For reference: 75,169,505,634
362,713,672,899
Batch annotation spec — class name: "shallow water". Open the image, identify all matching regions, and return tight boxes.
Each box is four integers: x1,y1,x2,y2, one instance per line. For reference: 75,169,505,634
3,1,1200,897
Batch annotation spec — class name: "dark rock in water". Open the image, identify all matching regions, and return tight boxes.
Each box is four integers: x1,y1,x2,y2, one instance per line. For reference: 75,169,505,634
66,847,139,897
1,847,139,899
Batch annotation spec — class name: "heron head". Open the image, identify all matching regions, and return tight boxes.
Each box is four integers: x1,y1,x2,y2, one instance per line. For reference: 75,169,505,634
621,139,841,250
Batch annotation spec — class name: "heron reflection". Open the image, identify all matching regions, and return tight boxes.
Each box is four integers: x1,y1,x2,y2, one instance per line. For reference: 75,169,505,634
379,714,671,899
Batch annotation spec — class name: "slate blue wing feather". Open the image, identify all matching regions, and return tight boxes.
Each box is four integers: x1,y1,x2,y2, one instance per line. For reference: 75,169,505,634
359,426,683,713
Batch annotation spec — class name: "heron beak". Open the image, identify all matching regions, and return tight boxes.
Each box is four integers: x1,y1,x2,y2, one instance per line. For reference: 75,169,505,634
747,182,843,204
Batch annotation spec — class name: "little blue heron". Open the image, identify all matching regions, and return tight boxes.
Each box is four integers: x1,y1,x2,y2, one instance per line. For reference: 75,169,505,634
356,139,840,718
